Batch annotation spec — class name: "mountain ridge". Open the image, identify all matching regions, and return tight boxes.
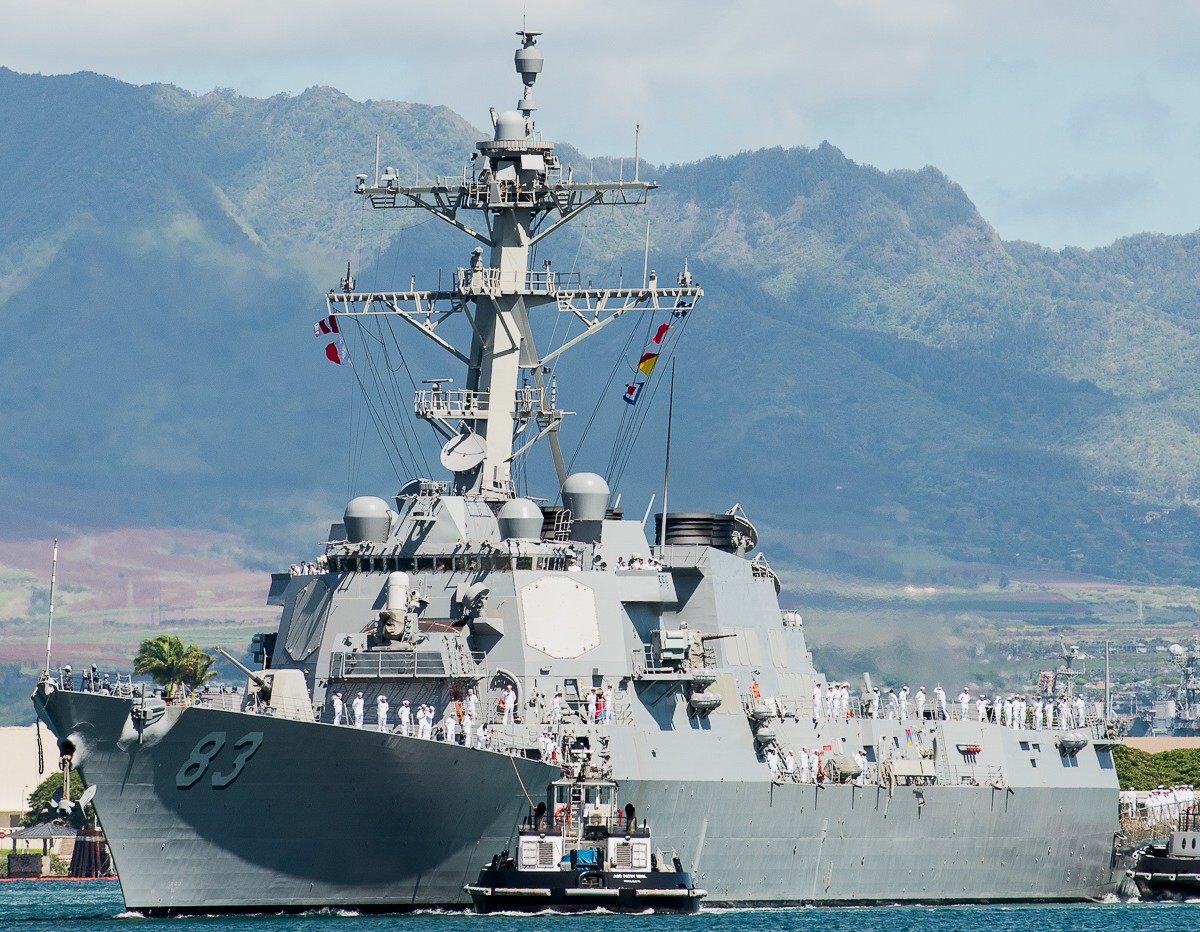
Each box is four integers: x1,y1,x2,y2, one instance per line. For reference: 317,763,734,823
2,66,1200,590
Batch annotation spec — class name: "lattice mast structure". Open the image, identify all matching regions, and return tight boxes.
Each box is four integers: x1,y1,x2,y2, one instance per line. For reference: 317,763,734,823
328,31,702,500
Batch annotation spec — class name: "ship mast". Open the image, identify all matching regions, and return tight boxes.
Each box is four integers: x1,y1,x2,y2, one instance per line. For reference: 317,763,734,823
330,30,702,501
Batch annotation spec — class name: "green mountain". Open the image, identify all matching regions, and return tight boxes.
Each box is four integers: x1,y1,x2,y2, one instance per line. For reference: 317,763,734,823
3,67,1200,588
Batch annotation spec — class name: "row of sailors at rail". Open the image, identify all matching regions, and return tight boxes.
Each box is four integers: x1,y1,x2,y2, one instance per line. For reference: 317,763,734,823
329,683,616,736
763,744,870,786
816,682,1099,729
1123,785,1197,824
288,555,327,576
331,689,492,748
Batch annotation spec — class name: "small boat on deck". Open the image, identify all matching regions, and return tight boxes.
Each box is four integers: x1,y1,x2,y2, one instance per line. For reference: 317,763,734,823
466,777,705,913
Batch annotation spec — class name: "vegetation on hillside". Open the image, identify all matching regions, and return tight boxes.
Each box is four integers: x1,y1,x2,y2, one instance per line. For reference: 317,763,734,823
2,68,1200,595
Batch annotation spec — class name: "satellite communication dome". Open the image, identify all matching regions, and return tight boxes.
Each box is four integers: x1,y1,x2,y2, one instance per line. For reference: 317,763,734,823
1170,643,1186,657
561,472,609,521
494,110,526,141
498,498,543,540
344,496,394,543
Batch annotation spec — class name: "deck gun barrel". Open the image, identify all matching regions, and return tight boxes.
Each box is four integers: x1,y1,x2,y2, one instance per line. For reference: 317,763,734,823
214,646,269,689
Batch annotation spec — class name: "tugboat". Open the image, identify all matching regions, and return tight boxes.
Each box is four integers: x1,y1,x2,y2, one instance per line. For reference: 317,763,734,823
466,777,705,913
1128,808,1200,899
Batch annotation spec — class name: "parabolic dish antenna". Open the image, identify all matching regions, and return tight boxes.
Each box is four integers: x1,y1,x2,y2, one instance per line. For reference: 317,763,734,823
440,430,487,473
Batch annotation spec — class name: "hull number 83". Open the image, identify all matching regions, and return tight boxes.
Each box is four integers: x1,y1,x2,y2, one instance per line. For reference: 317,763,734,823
176,731,263,789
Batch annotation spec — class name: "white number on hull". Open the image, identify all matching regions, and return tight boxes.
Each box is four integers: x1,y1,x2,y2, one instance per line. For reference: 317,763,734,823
176,731,263,789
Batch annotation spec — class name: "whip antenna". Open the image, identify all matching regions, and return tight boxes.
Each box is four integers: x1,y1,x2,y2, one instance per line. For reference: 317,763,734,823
44,538,59,676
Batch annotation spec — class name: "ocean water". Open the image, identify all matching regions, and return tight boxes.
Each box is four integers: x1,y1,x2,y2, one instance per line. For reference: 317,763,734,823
1,881,1198,932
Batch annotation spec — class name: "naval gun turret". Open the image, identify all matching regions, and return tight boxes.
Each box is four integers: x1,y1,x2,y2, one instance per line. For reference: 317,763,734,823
214,647,313,722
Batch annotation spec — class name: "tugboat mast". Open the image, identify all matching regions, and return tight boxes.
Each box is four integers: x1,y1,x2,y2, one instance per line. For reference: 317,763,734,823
330,30,702,500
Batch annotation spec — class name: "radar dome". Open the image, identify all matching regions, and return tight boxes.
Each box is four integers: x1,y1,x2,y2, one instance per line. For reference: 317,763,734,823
561,472,609,522
1170,643,1186,657
344,496,394,543
498,498,543,540
494,110,526,141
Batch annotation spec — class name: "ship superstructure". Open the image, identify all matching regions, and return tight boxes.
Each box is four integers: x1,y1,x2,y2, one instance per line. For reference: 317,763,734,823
33,31,1124,914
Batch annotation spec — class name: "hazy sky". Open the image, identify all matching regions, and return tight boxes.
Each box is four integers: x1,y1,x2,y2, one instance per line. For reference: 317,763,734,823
6,0,1199,249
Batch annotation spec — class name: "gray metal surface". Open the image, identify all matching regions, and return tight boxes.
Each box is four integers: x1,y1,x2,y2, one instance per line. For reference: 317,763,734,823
33,29,1123,912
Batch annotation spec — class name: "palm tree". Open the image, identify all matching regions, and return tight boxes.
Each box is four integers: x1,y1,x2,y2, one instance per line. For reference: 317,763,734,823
180,644,218,691
133,635,218,697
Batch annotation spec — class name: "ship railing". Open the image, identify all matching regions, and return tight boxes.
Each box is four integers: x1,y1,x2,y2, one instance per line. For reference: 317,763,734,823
632,645,677,677
515,698,628,728
251,696,318,721
330,649,486,679
455,266,583,295
630,646,710,681
414,385,552,421
741,693,796,719
935,763,1007,786
414,388,490,419
191,691,242,713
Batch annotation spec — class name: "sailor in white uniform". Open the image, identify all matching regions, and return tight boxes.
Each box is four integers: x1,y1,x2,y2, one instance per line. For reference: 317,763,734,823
352,692,365,729
462,710,474,747
502,685,517,725
476,724,489,749
958,688,970,720
398,699,412,736
976,694,987,723
916,686,927,721
855,749,869,786
898,686,910,722
870,688,881,719
765,745,780,780
331,691,344,726
376,695,389,732
444,706,458,744
783,748,796,780
934,684,947,720
812,683,824,722
466,687,479,721
550,692,563,726
604,684,615,723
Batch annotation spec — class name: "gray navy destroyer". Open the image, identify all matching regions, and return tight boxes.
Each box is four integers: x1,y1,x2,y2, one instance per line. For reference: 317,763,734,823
33,30,1125,914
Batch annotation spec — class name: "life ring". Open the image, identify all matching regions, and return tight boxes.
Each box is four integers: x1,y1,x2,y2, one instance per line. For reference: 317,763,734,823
555,804,570,823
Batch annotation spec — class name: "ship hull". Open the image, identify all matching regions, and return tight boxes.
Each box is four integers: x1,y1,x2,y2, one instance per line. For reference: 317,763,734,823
36,686,1120,912
35,686,558,915
619,778,1118,905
